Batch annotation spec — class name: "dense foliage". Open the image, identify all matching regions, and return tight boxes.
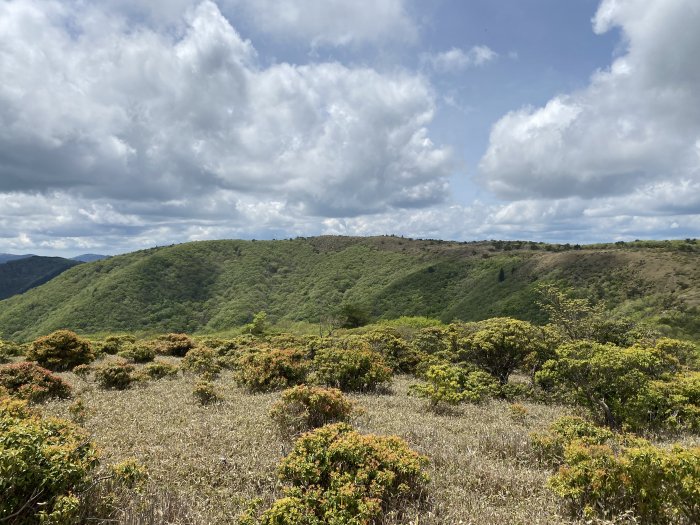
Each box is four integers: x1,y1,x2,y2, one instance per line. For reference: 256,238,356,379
235,347,310,392
27,329,95,371
0,361,72,402
244,423,429,525
270,385,357,434
0,397,99,523
311,346,392,392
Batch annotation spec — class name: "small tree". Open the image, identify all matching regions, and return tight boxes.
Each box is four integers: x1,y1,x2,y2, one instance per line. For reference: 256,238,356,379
458,317,548,384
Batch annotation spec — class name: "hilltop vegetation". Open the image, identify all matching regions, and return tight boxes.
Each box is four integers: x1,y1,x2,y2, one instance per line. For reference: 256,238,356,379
0,236,698,341
0,255,81,301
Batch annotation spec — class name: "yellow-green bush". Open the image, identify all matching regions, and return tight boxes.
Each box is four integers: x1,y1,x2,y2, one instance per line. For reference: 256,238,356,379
94,360,136,390
235,347,310,392
311,347,391,392
0,397,99,523
100,334,136,355
247,423,429,525
181,346,221,377
409,363,500,409
270,385,357,434
118,342,156,363
142,360,179,380
0,361,72,402
27,329,95,371
532,416,699,524
364,328,426,374
193,379,221,405
153,333,195,357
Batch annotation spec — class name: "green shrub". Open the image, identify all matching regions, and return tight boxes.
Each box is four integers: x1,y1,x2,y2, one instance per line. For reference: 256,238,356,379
153,333,195,357
249,423,429,525
72,363,93,378
27,329,95,371
95,360,136,390
536,341,682,429
457,317,549,384
0,339,26,358
235,347,310,392
311,347,391,392
181,347,221,377
270,385,357,435
142,360,179,380
549,438,699,523
0,397,99,523
0,361,72,402
364,329,426,374
193,379,222,405
118,342,156,363
100,334,137,355
409,363,499,409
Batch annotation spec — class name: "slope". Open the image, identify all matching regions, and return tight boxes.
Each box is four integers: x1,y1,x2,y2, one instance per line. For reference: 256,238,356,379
0,237,697,341
0,256,83,301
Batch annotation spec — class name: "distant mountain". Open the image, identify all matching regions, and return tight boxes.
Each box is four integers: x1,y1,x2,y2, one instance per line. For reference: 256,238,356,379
0,236,698,341
0,256,82,301
0,253,34,264
72,254,109,263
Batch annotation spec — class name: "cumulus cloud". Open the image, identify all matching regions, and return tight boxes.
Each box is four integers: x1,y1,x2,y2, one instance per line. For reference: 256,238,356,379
0,0,452,223
227,0,417,47
421,46,498,74
479,0,700,211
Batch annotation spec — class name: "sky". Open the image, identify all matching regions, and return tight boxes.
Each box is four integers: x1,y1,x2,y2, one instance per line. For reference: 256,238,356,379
1,0,699,256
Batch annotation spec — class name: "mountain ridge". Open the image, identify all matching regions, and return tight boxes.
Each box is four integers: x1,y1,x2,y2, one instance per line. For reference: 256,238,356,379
0,236,697,341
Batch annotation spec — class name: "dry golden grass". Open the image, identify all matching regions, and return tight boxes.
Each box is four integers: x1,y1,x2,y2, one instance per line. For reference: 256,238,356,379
43,366,583,524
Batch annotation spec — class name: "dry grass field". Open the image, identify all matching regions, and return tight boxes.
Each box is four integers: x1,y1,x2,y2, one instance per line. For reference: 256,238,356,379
42,363,585,525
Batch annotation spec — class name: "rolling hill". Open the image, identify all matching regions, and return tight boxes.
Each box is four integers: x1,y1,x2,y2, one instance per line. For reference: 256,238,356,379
0,236,697,341
0,255,82,302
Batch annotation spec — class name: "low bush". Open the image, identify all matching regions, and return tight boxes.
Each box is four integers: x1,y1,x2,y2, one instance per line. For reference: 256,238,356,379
73,363,93,377
118,342,156,363
153,333,195,357
143,360,179,380
181,347,221,377
311,347,391,392
534,416,700,524
0,361,72,402
95,360,136,390
245,423,429,525
270,385,357,435
193,379,222,405
0,339,26,358
27,329,95,371
235,347,310,392
410,363,500,409
364,328,427,374
101,334,137,355
0,397,99,523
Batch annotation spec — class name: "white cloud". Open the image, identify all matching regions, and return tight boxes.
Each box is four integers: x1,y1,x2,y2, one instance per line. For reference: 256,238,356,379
479,0,700,211
0,0,452,222
421,46,498,73
227,0,417,47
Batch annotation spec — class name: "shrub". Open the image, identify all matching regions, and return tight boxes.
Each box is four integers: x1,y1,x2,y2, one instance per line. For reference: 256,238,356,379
311,347,391,392
181,347,221,377
0,361,72,402
95,360,136,390
0,339,26,358
143,360,179,380
537,418,700,524
457,317,549,384
153,333,195,357
101,334,136,355
535,341,680,429
249,423,429,525
73,363,93,377
409,363,499,409
27,329,95,371
270,385,357,434
235,348,310,392
193,379,222,405
364,329,426,374
118,342,156,363
0,397,99,523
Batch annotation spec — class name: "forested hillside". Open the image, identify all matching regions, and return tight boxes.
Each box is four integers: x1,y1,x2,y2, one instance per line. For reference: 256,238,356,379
0,236,697,340
0,255,81,301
